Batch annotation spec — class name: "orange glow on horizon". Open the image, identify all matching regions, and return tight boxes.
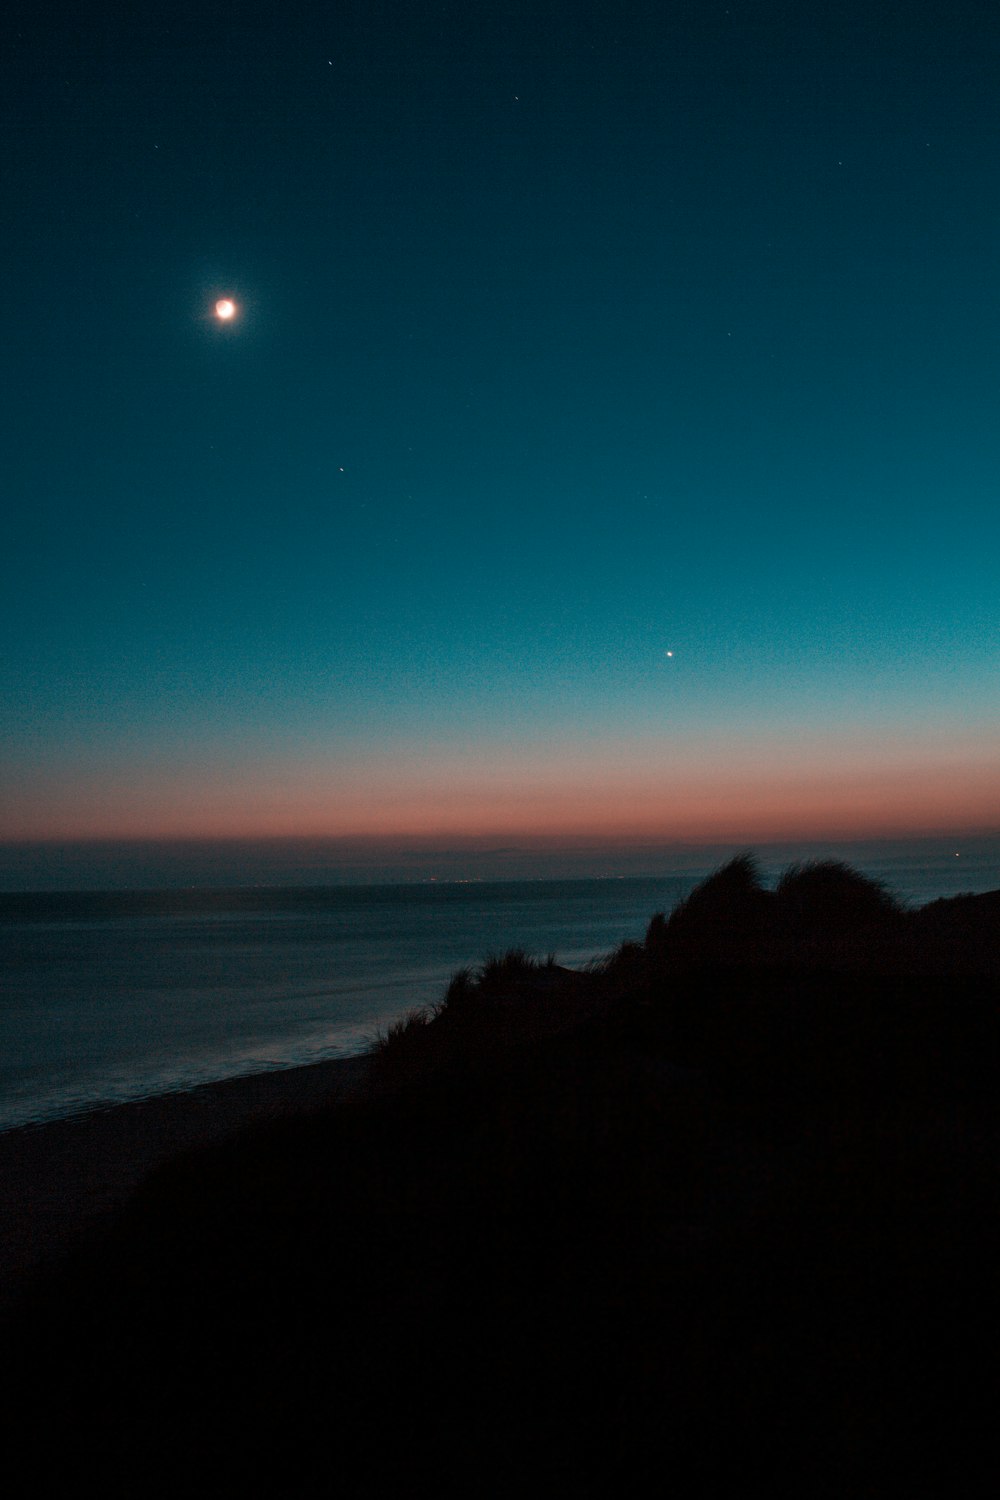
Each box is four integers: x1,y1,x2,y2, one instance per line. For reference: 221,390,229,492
3,730,998,844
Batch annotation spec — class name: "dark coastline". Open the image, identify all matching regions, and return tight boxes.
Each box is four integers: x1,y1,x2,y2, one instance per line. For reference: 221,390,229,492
0,1054,372,1312
3,865,1000,1496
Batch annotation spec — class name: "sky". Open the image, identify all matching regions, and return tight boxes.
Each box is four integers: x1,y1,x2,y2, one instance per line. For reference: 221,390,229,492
2,0,998,856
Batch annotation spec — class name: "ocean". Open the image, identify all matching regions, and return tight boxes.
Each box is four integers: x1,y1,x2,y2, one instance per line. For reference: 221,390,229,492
2,840,998,1131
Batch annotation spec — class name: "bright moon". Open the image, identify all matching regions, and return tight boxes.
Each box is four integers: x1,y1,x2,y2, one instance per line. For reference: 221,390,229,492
215,299,236,320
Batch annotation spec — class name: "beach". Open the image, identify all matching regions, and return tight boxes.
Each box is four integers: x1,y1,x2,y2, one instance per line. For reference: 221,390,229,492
0,1052,372,1313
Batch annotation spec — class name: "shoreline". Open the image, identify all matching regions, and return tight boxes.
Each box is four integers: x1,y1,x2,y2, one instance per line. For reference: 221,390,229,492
0,1052,373,1313
4,877,997,1317
4,863,999,1488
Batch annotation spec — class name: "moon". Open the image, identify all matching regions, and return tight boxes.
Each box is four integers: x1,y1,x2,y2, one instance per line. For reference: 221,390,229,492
215,298,237,320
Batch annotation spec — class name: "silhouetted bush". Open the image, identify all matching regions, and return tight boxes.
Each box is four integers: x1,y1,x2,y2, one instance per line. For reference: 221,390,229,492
774,858,902,936
476,947,557,992
372,947,587,1076
442,963,476,1009
655,852,773,963
644,909,668,948
673,850,764,911
373,1004,434,1059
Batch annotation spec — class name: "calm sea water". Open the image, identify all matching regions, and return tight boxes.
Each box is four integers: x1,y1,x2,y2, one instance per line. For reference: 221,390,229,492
2,842,998,1131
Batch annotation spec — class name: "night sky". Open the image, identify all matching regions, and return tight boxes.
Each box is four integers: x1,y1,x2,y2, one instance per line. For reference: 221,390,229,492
3,0,998,849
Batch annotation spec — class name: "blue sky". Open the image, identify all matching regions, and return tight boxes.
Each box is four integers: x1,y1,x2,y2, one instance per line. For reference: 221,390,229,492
3,0,998,846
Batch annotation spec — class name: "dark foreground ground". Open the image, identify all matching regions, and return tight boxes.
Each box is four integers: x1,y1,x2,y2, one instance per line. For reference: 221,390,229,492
3,858,999,1497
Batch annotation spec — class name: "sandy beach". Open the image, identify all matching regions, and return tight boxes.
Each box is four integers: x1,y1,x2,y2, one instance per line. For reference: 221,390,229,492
0,1053,373,1313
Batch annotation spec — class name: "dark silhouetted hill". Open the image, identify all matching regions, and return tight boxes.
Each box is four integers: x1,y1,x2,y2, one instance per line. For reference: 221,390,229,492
2,857,998,1497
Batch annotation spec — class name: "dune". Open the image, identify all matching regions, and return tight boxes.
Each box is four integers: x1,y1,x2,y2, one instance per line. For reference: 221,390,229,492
2,862,998,1495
